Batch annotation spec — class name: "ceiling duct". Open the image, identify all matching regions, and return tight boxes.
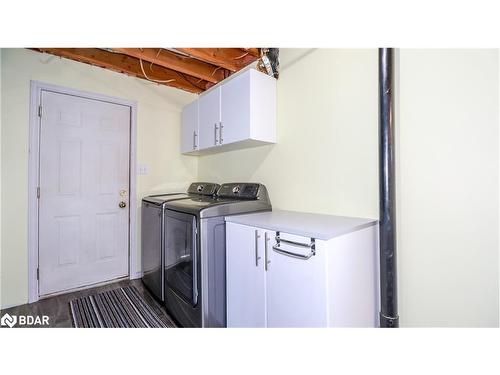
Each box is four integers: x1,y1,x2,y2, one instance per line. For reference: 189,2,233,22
258,48,280,78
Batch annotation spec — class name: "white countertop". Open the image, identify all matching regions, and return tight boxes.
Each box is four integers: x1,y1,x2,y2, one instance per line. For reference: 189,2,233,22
225,210,378,240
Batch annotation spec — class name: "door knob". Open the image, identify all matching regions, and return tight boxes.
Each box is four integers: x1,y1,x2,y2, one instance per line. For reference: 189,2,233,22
119,201,127,208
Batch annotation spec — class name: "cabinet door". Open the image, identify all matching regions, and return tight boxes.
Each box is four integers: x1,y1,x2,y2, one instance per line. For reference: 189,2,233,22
226,223,267,328
198,87,221,149
266,231,328,327
181,100,198,153
220,71,250,145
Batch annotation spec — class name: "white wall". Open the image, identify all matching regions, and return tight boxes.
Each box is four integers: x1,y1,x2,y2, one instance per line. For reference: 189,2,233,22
198,48,499,327
198,49,380,219
397,49,498,327
0,49,198,308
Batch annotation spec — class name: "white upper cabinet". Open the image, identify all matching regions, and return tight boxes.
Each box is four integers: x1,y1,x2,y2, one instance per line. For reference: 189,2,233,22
220,71,251,145
198,86,221,150
181,69,276,155
181,100,199,153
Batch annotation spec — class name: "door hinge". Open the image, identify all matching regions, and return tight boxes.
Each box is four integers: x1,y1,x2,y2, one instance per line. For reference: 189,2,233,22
37,187,40,199
37,268,39,280
38,105,43,118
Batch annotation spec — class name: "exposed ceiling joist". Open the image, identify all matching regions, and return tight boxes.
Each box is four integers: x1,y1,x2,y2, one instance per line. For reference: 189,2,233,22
175,48,258,72
112,48,229,84
243,48,261,57
33,48,208,93
29,48,264,93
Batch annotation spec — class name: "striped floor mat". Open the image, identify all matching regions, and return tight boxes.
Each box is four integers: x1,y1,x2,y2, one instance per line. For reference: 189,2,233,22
69,286,175,328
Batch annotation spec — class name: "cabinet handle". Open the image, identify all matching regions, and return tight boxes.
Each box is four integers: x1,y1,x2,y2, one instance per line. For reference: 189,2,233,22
214,123,219,145
193,131,198,150
264,232,270,271
275,234,315,249
219,121,223,144
272,244,316,260
254,230,261,267
272,232,316,260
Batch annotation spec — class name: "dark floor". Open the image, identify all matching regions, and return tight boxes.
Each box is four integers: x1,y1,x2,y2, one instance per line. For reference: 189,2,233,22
0,279,175,328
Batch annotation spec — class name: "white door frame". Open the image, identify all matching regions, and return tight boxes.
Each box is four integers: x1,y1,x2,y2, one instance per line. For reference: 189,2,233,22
28,81,139,303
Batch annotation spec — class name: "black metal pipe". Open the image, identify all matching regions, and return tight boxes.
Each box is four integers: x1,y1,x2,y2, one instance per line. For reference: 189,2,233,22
378,48,399,328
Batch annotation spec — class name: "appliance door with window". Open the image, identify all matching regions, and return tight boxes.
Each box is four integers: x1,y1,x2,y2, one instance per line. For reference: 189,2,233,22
141,201,163,301
164,210,201,327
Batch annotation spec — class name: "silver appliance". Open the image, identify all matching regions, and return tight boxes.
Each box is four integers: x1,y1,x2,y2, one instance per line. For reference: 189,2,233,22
164,183,272,327
141,183,219,302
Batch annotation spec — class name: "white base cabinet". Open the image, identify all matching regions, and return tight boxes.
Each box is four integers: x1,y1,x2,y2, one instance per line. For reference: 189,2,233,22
226,224,267,327
226,222,379,328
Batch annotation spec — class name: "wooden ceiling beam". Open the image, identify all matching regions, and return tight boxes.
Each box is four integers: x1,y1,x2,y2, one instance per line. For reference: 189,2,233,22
175,48,259,72
112,48,229,84
242,48,261,57
32,48,207,93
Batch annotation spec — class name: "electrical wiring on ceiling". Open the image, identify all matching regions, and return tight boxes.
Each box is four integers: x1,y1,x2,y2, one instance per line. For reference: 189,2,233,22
139,58,175,83
148,48,164,71
156,48,223,83
102,47,262,87
210,66,222,77
154,48,212,89
233,51,250,60
102,48,175,84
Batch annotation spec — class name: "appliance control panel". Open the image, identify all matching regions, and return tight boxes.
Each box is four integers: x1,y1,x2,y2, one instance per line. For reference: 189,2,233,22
217,183,260,199
187,182,220,196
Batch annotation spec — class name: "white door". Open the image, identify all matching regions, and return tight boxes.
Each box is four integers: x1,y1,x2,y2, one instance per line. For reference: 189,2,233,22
226,223,267,327
181,100,198,153
266,231,328,327
38,90,130,296
220,71,250,145
198,87,221,149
